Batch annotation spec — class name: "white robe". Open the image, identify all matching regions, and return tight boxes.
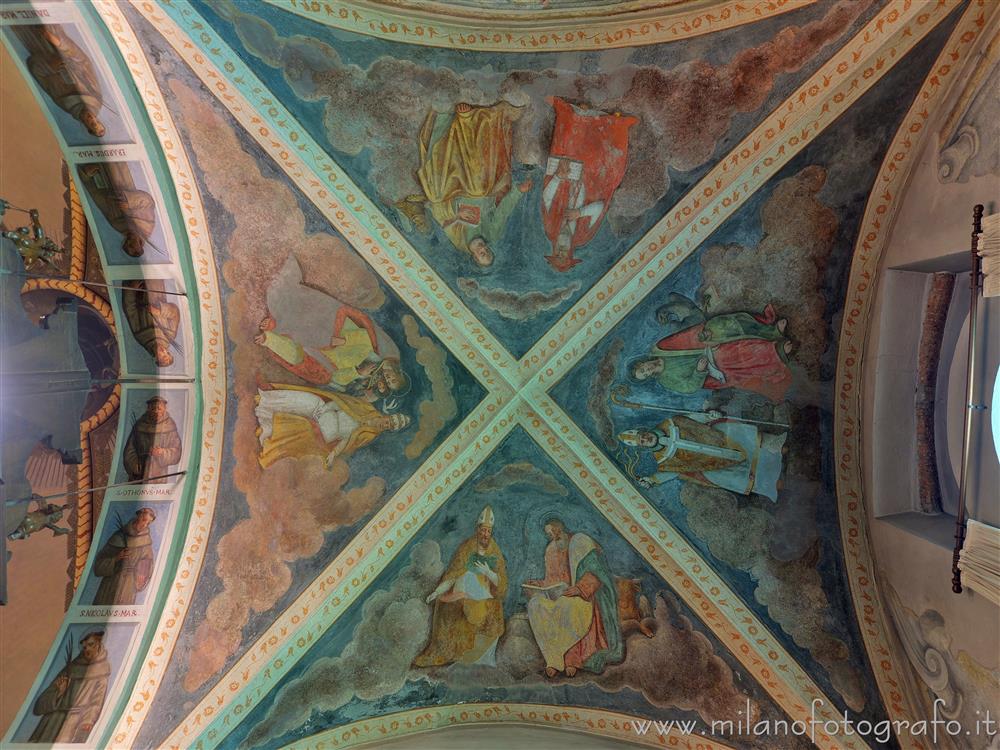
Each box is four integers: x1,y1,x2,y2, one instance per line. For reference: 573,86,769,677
255,388,359,446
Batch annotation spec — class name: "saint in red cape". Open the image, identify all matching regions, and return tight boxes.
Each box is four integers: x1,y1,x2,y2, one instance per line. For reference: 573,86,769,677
541,97,637,271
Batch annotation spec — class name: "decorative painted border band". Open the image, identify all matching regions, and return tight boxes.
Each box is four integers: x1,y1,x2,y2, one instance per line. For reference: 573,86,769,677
264,0,813,51
284,702,739,750
832,3,995,749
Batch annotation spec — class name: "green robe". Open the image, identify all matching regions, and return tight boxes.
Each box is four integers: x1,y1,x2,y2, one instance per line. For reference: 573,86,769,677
652,312,787,395
575,548,624,673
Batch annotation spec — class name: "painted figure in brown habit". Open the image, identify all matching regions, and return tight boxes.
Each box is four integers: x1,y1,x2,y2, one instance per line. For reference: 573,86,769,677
28,632,110,743
13,25,106,137
122,280,180,367
78,163,157,258
92,508,157,606
122,396,182,483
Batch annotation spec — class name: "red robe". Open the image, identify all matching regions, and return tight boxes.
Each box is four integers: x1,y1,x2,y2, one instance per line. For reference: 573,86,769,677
541,97,637,271
653,306,792,403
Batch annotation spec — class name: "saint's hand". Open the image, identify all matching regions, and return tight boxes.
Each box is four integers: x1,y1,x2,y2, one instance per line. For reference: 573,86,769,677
253,333,266,345
636,477,653,489
457,205,479,224
426,579,452,603
518,179,533,193
80,723,93,733
474,561,498,585
562,585,581,598
116,548,131,561
55,675,69,694
707,410,723,419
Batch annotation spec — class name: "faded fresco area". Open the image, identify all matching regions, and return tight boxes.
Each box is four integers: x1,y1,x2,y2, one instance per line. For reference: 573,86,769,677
552,14,960,734
189,0,884,355
123,23,484,744
224,431,810,750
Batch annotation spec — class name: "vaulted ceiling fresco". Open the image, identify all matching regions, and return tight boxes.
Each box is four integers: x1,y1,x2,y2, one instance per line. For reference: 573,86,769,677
2,1,996,749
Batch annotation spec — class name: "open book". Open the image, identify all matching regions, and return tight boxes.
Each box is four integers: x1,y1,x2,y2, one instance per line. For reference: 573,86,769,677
521,581,568,601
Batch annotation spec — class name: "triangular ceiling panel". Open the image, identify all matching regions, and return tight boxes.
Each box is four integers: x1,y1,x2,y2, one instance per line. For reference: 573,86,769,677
550,7,964,726
186,0,889,356
221,427,814,750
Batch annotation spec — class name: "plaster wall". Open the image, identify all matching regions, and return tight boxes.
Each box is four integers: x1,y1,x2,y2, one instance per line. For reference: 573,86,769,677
862,29,1000,677
0,43,75,735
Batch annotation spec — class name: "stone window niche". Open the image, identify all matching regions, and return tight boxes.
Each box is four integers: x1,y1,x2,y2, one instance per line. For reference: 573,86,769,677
871,252,1000,548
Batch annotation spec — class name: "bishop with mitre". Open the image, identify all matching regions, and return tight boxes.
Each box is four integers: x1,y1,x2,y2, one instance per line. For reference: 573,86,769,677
413,506,508,668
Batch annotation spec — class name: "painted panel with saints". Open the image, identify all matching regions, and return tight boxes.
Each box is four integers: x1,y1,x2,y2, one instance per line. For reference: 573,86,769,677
183,0,888,356
550,12,962,732
222,430,811,750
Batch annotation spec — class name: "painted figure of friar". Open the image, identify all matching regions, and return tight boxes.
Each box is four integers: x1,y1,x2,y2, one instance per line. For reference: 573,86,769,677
78,163,157,258
413,506,508,668
524,519,623,677
92,508,156,606
122,396,182,483
618,411,786,502
402,101,532,267
12,25,105,137
254,385,410,469
122,280,180,368
29,632,110,743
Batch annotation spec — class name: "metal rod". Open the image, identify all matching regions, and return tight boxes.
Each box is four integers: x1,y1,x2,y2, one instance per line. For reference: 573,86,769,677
4,471,187,507
90,378,195,385
952,204,984,594
0,269,189,297
611,385,790,428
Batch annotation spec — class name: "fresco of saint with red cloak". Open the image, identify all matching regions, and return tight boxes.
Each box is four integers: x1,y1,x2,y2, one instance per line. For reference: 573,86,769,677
541,97,637,272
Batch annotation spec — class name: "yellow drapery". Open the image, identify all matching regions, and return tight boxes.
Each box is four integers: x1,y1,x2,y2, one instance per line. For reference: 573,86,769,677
413,535,508,667
257,385,385,468
416,102,522,252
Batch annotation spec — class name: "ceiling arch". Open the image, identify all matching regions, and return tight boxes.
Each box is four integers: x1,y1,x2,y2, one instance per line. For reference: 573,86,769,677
2,1,996,749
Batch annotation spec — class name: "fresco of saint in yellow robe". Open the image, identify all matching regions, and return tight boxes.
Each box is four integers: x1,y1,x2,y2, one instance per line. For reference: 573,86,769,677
413,534,508,667
415,102,526,263
254,385,409,468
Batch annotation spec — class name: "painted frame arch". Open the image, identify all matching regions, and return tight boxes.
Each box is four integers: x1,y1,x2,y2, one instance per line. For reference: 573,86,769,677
0,1,222,747
263,0,817,51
